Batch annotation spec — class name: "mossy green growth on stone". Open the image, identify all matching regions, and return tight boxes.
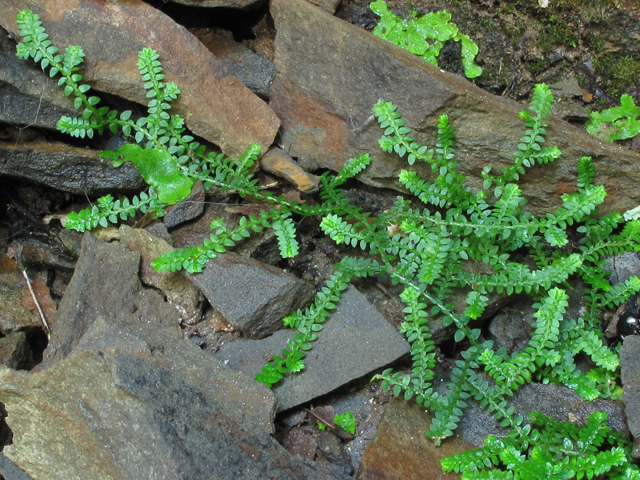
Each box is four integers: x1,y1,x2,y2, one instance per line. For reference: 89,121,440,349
587,94,640,143
370,0,482,79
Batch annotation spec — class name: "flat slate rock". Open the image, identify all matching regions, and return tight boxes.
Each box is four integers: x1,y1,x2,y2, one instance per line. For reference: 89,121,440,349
0,232,351,479
0,141,145,195
188,252,316,339
621,335,640,457
216,285,411,412
0,0,280,159
269,0,640,218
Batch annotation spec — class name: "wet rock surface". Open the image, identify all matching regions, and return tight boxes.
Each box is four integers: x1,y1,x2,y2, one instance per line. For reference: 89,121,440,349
216,285,411,412
0,140,145,196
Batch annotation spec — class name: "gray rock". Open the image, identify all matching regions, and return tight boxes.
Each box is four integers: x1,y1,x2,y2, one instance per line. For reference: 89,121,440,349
0,331,33,370
511,383,628,436
163,180,205,229
188,252,316,338
0,141,145,195
621,335,640,457
0,0,280,160
199,30,275,98
0,25,76,130
269,0,640,218
216,286,411,412
0,346,350,480
2,232,351,479
307,0,342,13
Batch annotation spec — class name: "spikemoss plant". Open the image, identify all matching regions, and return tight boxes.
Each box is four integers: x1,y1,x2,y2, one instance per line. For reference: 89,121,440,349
15,10,640,478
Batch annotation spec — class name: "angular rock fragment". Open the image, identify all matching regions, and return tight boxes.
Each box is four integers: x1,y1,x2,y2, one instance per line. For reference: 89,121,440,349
307,0,342,13
0,0,280,159
621,336,640,458
215,286,411,412
359,397,475,480
0,255,45,333
0,331,33,370
269,0,640,217
2,231,351,479
162,180,205,228
119,225,204,325
261,147,320,193
0,141,145,195
198,29,276,98
188,252,316,338
0,25,77,130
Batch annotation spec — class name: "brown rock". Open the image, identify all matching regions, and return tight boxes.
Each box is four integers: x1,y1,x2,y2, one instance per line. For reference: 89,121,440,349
0,255,44,333
261,147,320,193
0,0,280,159
119,225,204,325
308,0,342,13
359,397,472,480
269,0,640,217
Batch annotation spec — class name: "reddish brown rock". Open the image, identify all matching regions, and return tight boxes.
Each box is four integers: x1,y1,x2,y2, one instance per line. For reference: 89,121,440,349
261,147,320,193
269,0,640,217
359,397,472,480
0,0,280,159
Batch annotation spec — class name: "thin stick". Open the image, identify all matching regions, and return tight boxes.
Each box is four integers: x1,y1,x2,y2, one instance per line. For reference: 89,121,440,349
21,268,50,340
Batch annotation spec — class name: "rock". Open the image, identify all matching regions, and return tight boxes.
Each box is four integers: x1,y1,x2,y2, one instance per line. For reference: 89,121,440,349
261,148,320,193
359,396,475,480
0,331,33,370
43,232,142,365
621,335,640,458
307,0,342,14
188,252,316,338
198,29,275,98
0,346,350,479
0,255,44,333
0,140,145,195
607,251,640,286
0,25,77,130
163,180,205,229
119,225,204,325
548,76,590,122
0,453,34,480
215,285,411,412
511,383,628,435
2,231,353,479
0,0,280,159
168,0,259,7
269,0,640,217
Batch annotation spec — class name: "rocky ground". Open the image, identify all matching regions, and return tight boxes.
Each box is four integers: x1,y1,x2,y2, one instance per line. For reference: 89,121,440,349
0,0,639,479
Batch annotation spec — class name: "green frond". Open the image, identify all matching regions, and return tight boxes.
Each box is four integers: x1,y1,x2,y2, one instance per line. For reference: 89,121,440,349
272,216,300,258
